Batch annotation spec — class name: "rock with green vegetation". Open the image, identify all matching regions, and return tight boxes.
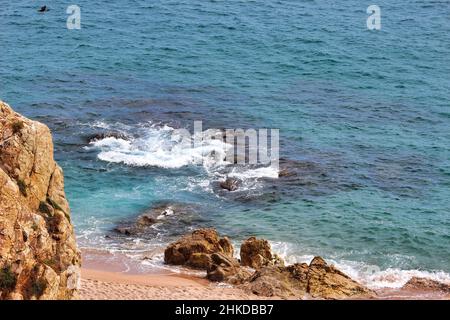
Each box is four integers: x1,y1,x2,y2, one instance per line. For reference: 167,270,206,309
0,100,81,300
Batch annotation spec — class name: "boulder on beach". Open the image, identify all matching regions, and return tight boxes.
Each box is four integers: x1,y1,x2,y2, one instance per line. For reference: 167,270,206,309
402,277,450,294
240,236,284,269
240,263,309,297
306,256,373,299
164,228,234,269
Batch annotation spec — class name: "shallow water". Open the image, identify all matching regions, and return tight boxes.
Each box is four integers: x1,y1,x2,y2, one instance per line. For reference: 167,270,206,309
1,0,449,288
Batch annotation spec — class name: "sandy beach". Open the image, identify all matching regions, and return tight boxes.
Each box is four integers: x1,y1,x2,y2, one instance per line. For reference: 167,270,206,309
80,267,450,300
79,268,266,300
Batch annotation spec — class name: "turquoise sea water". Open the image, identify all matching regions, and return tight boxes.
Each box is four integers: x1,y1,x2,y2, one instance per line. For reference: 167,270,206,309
1,1,449,287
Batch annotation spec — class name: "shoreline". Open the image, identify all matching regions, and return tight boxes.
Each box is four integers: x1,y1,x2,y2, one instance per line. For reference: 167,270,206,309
79,266,450,300
79,267,269,300
79,248,268,300
79,249,450,300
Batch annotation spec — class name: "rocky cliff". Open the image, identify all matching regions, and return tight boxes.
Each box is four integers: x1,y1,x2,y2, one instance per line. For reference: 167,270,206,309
0,101,81,300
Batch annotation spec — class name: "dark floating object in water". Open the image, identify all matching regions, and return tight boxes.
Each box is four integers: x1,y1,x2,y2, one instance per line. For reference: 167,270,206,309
38,6,49,12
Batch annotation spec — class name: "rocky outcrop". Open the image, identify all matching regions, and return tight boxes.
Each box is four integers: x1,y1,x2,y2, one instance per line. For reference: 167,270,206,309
206,253,238,281
0,101,81,300
241,257,373,299
240,237,284,269
306,256,373,299
240,263,309,297
206,253,251,284
402,277,450,294
165,229,373,299
164,228,234,269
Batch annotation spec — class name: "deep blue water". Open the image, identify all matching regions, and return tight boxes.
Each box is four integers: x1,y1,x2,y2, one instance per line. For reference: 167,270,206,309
1,1,449,287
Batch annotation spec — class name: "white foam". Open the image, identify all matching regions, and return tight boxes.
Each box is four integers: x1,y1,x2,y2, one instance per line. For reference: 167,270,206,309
85,123,279,193
228,166,279,180
360,268,450,289
85,124,232,169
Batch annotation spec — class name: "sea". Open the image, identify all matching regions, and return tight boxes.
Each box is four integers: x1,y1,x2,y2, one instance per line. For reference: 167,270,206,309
1,0,449,289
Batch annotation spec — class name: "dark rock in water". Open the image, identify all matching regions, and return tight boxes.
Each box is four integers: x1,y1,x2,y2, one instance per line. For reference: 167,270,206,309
112,203,200,239
164,228,234,267
136,213,158,227
220,178,239,191
278,169,296,178
86,131,129,143
402,277,450,293
113,226,135,236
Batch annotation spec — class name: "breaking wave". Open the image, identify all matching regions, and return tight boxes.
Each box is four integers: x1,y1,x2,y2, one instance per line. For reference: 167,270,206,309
85,124,231,169
84,122,279,190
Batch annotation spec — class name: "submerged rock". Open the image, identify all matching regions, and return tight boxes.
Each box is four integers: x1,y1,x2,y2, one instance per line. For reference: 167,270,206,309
0,100,81,300
113,203,198,238
86,131,129,143
278,169,297,178
164,228,234,268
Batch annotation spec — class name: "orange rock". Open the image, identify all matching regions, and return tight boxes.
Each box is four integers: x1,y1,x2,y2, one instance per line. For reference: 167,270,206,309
0,101,81,300
402,277,450,293
240,236,284,269
164,228,233,268
307,256,374,299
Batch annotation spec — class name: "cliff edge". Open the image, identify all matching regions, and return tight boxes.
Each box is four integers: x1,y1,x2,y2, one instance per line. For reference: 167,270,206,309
0,100,81,300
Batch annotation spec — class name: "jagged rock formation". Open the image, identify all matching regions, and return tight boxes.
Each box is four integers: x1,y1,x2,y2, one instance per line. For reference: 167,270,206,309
0,101,81,300
240,263,309,297
240,257,374,299
165,229,374,299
